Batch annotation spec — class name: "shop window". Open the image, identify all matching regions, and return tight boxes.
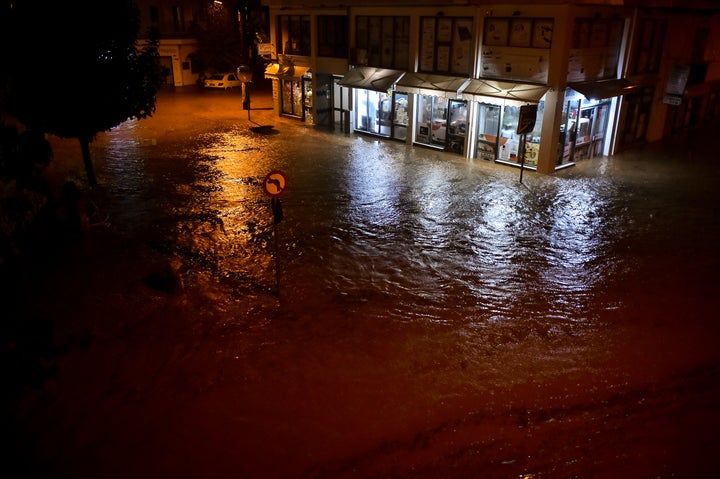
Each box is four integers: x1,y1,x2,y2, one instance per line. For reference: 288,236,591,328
498,106,521,163
446,100,468,154
392,93,409,141
495,103,543,166
278,15,311,56
568,17,624,82
475,104,501,161
419,16,474,75
303,77,313,124
620,95,641,148
560,93,611,163
149,6,159,24
414,95,449,148
281,79,304,118
481,17,553,83
355,16,410,69
314,74,334,129
172,5,185,33
318,16,348,58
631,18,667,75
353,90,393,137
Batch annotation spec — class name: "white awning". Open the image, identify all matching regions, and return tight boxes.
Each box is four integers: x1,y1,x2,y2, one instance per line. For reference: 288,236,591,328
264,63,311,81
338,67,405,93
395,73,472,98
568,78,638,100
462,79,550,106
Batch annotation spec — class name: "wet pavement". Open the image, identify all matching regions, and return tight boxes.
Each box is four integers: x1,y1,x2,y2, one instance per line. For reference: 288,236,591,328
4,83,720,478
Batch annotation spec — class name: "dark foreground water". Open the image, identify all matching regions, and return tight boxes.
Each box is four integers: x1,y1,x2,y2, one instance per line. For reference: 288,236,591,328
6,87,720,478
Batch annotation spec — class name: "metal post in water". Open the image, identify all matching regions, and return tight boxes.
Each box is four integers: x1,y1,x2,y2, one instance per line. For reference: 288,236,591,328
263,170,287,301
243,81,252,121
519,133,527,183
271,197,283,299
516,104,536,184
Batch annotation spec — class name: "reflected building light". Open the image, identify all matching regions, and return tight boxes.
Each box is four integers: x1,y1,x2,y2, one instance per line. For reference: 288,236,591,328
346,145,402,229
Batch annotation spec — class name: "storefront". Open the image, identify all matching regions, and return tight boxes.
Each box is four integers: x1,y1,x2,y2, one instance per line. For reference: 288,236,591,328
340,69,552,164
395,73,472,154
462,79,549,168
559,78,637,165
265,61,312,120
338,67,407,140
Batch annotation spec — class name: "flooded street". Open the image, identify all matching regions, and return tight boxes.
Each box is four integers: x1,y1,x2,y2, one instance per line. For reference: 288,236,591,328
9,85,720,478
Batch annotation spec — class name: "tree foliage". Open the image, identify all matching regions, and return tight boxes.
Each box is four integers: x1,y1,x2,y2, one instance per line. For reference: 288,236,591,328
0,0,168,186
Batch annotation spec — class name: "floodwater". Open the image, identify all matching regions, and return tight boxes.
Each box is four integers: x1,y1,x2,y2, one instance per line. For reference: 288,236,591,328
9,85,720,478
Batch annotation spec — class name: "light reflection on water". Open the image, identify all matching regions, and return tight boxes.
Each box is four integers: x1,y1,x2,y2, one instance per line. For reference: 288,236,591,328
37,95,720,479
138,127,627,335
94,117,641,341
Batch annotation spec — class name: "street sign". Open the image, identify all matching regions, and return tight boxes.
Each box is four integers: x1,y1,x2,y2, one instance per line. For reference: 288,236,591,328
263,170,287,197
517,104,538,135
263,170,288,298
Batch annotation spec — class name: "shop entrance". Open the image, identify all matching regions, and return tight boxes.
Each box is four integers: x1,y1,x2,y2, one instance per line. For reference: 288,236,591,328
351,89,409,140
447,100,468,154
413,94,467,154
314,74,334,129
475,103,502,161
160,56,174,85
281,78,304,118
559,95,611,165
354,89,391,137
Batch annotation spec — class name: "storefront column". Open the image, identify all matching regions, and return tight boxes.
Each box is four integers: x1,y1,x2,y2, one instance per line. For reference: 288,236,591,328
537,4,572,174
271,80,281,115
536,88,564,174
404,92,415,147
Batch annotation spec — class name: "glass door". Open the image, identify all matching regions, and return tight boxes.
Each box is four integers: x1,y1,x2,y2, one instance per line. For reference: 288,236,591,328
281,79,304,118
590,102,609,157
430,97,449,146
447,100,468,154
413,94,449,148
376,92,392,136
354,89,376,132
392,92,409,141
499,105,521,163
574,107,594,160
475,103,501,160
303,76,313,124
561,99,582,164
353,89,391,137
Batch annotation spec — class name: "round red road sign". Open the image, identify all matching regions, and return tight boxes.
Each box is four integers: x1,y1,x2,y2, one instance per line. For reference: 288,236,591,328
263,170,287,197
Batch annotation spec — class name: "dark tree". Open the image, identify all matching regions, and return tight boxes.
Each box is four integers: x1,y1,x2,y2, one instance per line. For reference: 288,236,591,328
0,0,167,187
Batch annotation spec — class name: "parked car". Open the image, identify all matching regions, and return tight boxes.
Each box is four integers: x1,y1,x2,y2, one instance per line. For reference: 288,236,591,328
203,72,243,89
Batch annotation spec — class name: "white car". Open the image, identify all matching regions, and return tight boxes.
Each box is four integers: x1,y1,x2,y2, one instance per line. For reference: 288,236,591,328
203,72,243,89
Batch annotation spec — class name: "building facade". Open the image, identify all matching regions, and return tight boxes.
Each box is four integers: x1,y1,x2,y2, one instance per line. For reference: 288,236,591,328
136,0,206,88
260,0,720,174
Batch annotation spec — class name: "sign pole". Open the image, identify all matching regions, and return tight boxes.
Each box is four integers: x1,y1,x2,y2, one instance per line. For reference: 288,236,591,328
516,104,537,184
519,133,526,184
274,221,279,294
271,197,283,297
263,170,288,300
243,82,252,121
